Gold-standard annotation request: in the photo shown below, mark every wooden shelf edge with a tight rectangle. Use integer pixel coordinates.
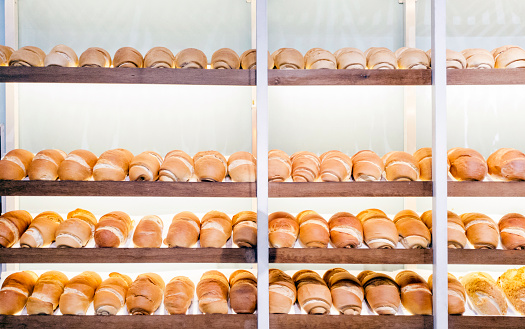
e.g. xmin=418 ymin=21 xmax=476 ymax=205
xmin=448 ymin=249 xmax=525 ymax=265
xmin=449 ymin=315 xmax=524 ymax=329
xmin=270 ymin=314 xmax=433 ymax=329
xmin=447 ymin=68 xmax=525 ymax=85
xmin=448 ymin=181 xmax=525 ymax=197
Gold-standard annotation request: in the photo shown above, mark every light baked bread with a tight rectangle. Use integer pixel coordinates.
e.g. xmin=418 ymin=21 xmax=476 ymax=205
xmin=357 ymin=209 xmax=398 ymax=249
xmin=351 ymin=150 xmax=384 ymax=181
xmin=460 ymin=272 xmax=507 ymax=315
xmin=55 ymin=208 xmax=97 ymax=248
xmin=297 ymin=210 xmax=330 ymax=248
xmin=395 ymin=270 xmax=432 ymax=315
xmin=499 ymin=213 xmax=525 ymax=250
xmin=461 ymin=212 xmax=498 ymax=249
xmin=58 ymin=149 xmax=98 ymax=181
xmin=421 ymin=210 xmax=466 ymax=249
xmin=393 ymin=210 xmax=431 ymax=249
xmin=293 ymin=270 xmax=332 ymax=314
xmin=323 ymin=268 xmax=363 ymax=315
xmin=228 ymin=151 xmax=256 ymax=182
xmin=26 ymin=271 xmax=68 ymax=315
xmin=129 ymin=151 xmax=163 ymax=181
xmin=59 ymin=271 xmax=102 ymax=315
xmin=79 ymin=47 xmax=112 ymax=67
xmin=272 ymin=48 xmax=304 ymax=69
xmin=291 ymin=151 xmax=320 ymax=182
xmin=113 ymin=47 xmax=143 ymax=68
xmin=268 ymin=149 xmax=292 ymax=182
xmin=497 ymin=267 xmax=525 ymax=315
xmin=239 ymin=49 xmax=274 ymax=69
xmin=164 ymin=276 xmax=195 ymax=314
xmin=492 ymin=45 xmax=525 ymax=68
xmin=319 ymin=150 xmax=352 ymax=182
xmin=27 ymin=149 xmax=67 ymax=180
xmin=382 ymin=151 xmax=420 ymax=181
xmin=304 ymin=48 xmax=336 ymax=69
xmin=365 ymin=47 xmax=397 ymax=69
xmin=44 ymin=45 xmax=78 ymax=67
xmin=19 ymin=211 xmax=63 ymax=248
xmin=159 ymin=150 xmax=194 ymax=182
xmin=132 ymin=215 xmax=163 ymax=248
xmin=175 ymin=48 xmax=207 ymax=69
xmin=0 ymin=210 xmax=33 ymax=248
xmin=164 ymin=211 xmax=200 ymax=248
xmin=461 ymin=48 xmax=495 ymax=69
xmin=126 ymin=273 xmax=165 ymax=315
xmin=0 ymin=149 xmax=34 ymax=180
xmin=144 ymin=47 xmax=174 ymax=68
xmin=193 ymin=151 xmax=228 ymax=182
xmin=232 ymin=211 xmax=257 ymax=248
xmin=333 ymin=47 xmax=366 ymax=69
xmin=199 ymin=211 xmax=232 ymax=248
xmin=487 ymin=148 xmax=525 ymax=181
xmin=211 ymin=48 xmax=240 ymax=69
xmin=0 ymin=45 xmax=14 ymax=66
xmin=395 ymin=47 xmax=430 ymax=69
xmin=427 ymin=49 xmax=467 ymax=69
xmin=358 ymin=271 xmax=400 ymax=315
xmin=413 ymin=148 xmax=432 ymax=181
xmin=9 ymin=46 xmax=45 ymax=66
xmin=328 ymin=212 xmax=363 ymax=248
xmin=93 ymin=148 xmax=134 ymax=181
xmin=429 ymin=273 xmax=466 ymax=314
xmin=94 ymin=211 xmax=133 ymax=248
xmin=447 ymin=147 xmax=488 ymax=181
xmin=196 ymin=271 xmax=229 ymax=314
xmin=94 ymin=272 xmax=132 ymax=315
xmin=269 ymin=269 xmax=296 ymax=314
xmin=0 ymin=271 xmax=38 ymax=315
xmin=229 ymin=270 xmax=257 ymax=314
xmin=269 ymin=211 xmax=298 ymax=248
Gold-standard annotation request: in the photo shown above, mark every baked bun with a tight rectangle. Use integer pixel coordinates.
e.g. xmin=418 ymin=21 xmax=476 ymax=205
xmin=229 ymin=270 xmax=257 ymax=314
xmin=126 ymin=273 xmax=165 ymax=315
xmin=351 ymin=150 xmax=384 ymax=181
xmin=44 ymin=45 xmax=78 ymax=67
xmin=0 ymin=271 xmax=38 ymax=315
xmin=9 ymin=46 xmax=46 ymax=67
xmin=461 ymin=212 xmax=498 ymax=249
xmin=239 ymin=49 xmax=274 ymax=69
xmin=199 ymin=211 xmax=232 ymax=248
xmin=211 ymin=48 xmax=240 ymax=69
xmin=193 ymin=151 xmax=228 ymax=182
xmin=55 ymin=208 xmax=97 ymax=248
xmin=297 ymin=210 xmax=330 ymax=248
xmin=358 ymin=270 xmax=400 ymax=315
xmin=428 ymin=49 xmax=467 ymax=69
xmin=429 ymin=273 xmax=466 ymax=314
xmin=382 ymin=151 xmax=420 ymax=181
xmin=487 ymin=148 xmax=525 ymax=181
xmin=328 ymin=212 xmax=363 ymax=248
xmin=413 ymin=148 xmax=432 ymax=181
xmin=304 ymin=48 xmax=336 ymax=69
xmin=196 ymin=271 xmax=229 ymax=314
xmin=26 ymin=271 xmax=68 ymax=315
xmin=293 ymin=270 xmax=332 ymax=314
xmin=0 ymin=149 xmax=34 ymax=180
xmin=232 ymin=211 xmax=257 ymax=248
xmin=393 ymin=210 xmax=431 ymax=249
xmin=319 ymin=150 xmax=352 ymax=182
xmin=460 ymin=272 xmax=507 ymax=315
xmin=129 ymin=151 xmax=163 ymax=181
xmin=228 ymin=151 xmax=256 ymax=182
xmin=113 ymin=47 xmax=143 ymax=68
xmin=268 ymin=211 xmax=298 ymax=248
xmin=159 ymin=150 xmax=194 ymax=182
xmin=395 ymin=270 xmax=432 ymax=315
xmin=19 ymin=211 xmax=63 ymax=248
xmin=59 ymin=271 xmax=102 ymax=315
xmin=497 ymin=267 xmax=525 ymax=315
xmin=269 ymin=269 xmax=296 ymax=314
xmin=94 ymin=272 xmax=132 ymax=315
xmin=93 ymin=148 xmax=134 ymax=181
xmin=447 ymin=147 xmax=488 ymax=181
xmin=421 ymin=210 xmax=466 ymax=249
xmin=461 ymin=48 xmax=495 ymax=69
xmin=164 ymin=276 xmax=195 ymax=314
xmin=0 ymin=210 xmax=33 ymax=248
xmin=79 ymin=47 xmax=112 ymax=67
xmin=291 ymin=151 xmax=320 ymax=182
xmin=357 ymin=209 xmax=398 ymax=249
xmin=268 ymin=149 xmax=292 ymax=182
xmin=272 ymin=48 xmax=304 ymax=69
xmin=333 ymin=47 xmax=366 ymax=69
xmin=395 ymin=47 xmax=430 ymax=69
xmin=0 ymin=45 xmax=14 ymax=65
xmin=492 ymin=45 xmax=525 ymax=68
xmin=164 ymin=211 xmax=200 ymax=248
xmin=323 ymin=268 xmax=363 ymax=315
xmin=175 ymin=48 xmax=207 ymax=69
xmin=27 ymin=149 xmax=67 ymax=180
xmin=58 ymin=149 xmax=98 ymax=181
xmin=144 ymin=47 xmax=175 ymax=68
xmin=365 ymin=47 xmax=397 ymax=69
xmin=499 ymin=213 xmax=525 ymax=250
xmin=132 ymin=215 xmax=163 ymax=248
xmin=94 ymin=211 xmax=133 ymax=248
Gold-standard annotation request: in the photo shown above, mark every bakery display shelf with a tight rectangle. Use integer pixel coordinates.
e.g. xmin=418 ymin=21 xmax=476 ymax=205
xmin=0 ymin=180 xmax=256 ymax=197
xmin=448 ymin=249 xmax=525 ymax=265
xmin=269 ymin=248 xmax=432 ymax=264
xmin=448 ymin=181 xmax=525 ymax=197
xmin=449 ymin=315 xmax=525 ymax=329
xmin=0 ymin=248 xmax=256 ymax=263
xmin=269 ymin=314 xmax=433 ymax=329
xmin=447 ymin=68 xmax=525 ymax=85
xmin=0 ymin=66 xmax=255 ymax=86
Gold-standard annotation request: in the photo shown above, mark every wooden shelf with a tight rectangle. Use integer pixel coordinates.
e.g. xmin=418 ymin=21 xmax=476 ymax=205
xmin=448 ymin=181 xmax=525 ymax=197
xmin=270 ymin=314 xmax=433 ymax=329
xmin=0 ymin=248 xmax=256 ymax=263
xmin=448 ymin=249 xmax=525 ymax=265
xmin=447 ymin=68 xmax=525 ymax=85
xmin=449 ymin=316 xmax=525 ymax=329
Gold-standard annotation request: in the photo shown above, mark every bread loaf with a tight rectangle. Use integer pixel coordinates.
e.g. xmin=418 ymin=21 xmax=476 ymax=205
xmin=9 ymin=46 xmax=46 ymax=66
xmin=164 ymin=211 xmax=200 ymax=248
xmin=333 ymin=47 xmax=366 ymax=69
xmin=393 ymin=210 xmax=431 ymax=249
xmin=228 ymin=151 xmax=256 ymax=182
xmin=44 ymin=45 xmax=78 ymax=67
xmin=358 ymin=270 xmax=400 ymax=315
xmin=229 ymin=270 xmax=257 ymax=314
xmin=26 ymin=271 xmax=68 ymax=315
xmin=144 ymin=47 xmax=175 ymax=68
xmin=79 ymin=47 xmax=112 ymax=67
xmin=268 ymin=211 xmax=298 ymax=248
xmin=293 ymin=270 xmax=332 ymax=314
xmin=196 ymin=270 xmax=229 ymax=314
xmin=159 ymin=150 xmax=194 ymax=182
xmin=239 ymin=49 xmax=274 ymax=69
xmin=499 ymin=213 xmax=525 ymax=250
xmin=291 ymin=151 xmax=320 ymax=182
xmin=58 ymin=149 xmax=98 ymax=181
xmin=351 ymin=150 xmax=384 ymax=181
xmin=133 ymin=215 xmax=163 ymax=248
xmin=497 ymin=267 xmax=525 ymax=315
xmin=461 ymin=48 xmax=495 ymax=69
xmin=365 ymin=47 xmax=397 ymax=69
xmin=395 ymin=270 xmax=432 ymax=315
xmin=199 ymin=211 xmax=232 ymax=248
xmin=461 ymin=212 xmax=498 ymax=249
xmin=0 ymin=149 xmax=34 ymax=180
xmin=269 ymin=269 xmax=296 ymax=314
xmin=431 ymin=49 xmax=467 ymax=69
xmin=175 ymin=48 xmax=207 ymax=69
xmin=421 ymin=210 xmax=466 ymax=249
xmin=272 ymin=48 xmax=304 ymax=69
xmin=193 ymin=151 xmax=228 ymax=182
xmin=0 ymin=271 xmax=38 ymax=315
xmin=232 ymin=211 xmax=257 ymax=248
xmin=304 ymin=48 xmax=336 ymax=69
xmin=55 ymin=208 xmax=97 ymax=248
xmin=382 ymin=151 xmax=420 ymax=181
xmin=59 ymin=271 xmax=102 ymax=315
xmin=319 ymin=150 xmax=352 ymax=182
xmin=460 ymin=272 xmax=507 ymax=315
xmin=429 ymin=273 xmax=466 ymax=314
xmin=447 ymin=147 xmax=488 ymax=181
xmin=328 ymin=212 xmax=363 ymax=248
xmin=0 ymin=45 xmax=14 ymax=66
xmin=297 ymin=210 xmax=330 ymax=248
xmin=395 ymin=47 xmax=430 ymax=69
xmin=94 ymin=211 xmax=133 ymax=248
xmin=357 ymin=209 xmax=398 ymax=249
xmin=268 ymin=149 xmax=292 ymax=182
xmin=0 ymin=210 xmax=33 ymax=248
xmin=487 ymin=148 xmax=525 ymax=181
xmin=492 ymin=45 xmax=525 ymax=68
xmin=126 ymin=273 xmax=165 ymax=315
xmin=94 ymin=272 xmax=132 ymax=315
xmin=211 ymin=48 xmax=240 ymax=69
xmin=93 ymin=148 xmax=134 ymax=181
xmin=27 ymin=149 xmax=67 ymax=180
xmin=323 ymin=268 xmax=363 ymax=315
xmin=19 ymin=211 xmax=63 ymax=248
xmin=413 ymin=148 xmax=432 ymax=181
xmin=113 ymin=47 xmax=143 ymax=68
xmin=164 ymin=276 xmax=194 ymax=314
xmin=129 ymin=151 xmax=163 ymax=181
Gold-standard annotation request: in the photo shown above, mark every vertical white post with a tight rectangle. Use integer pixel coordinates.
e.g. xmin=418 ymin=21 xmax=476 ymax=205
xmin=432 ymin=0 xmax=448 ymax=328
xmin=249 ymin=0 xmax=257 ymax=213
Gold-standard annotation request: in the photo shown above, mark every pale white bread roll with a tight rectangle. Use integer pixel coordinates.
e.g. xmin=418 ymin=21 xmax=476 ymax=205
xmin=460 ymin=272 xmax=508 ymax=315
xmin=93 ymin=148 xmax=133 ymax=181
xmin=272 ymin=48 xmax=304 ymax=69
xmin=461 ymin=212 xmax=499 ymax=249
xmin=159 ymin=150 xmax=194 ymax=182
xmin=164 ymin=276 xmax=195 ymax=314
xmin=393 ymin=210 xmax=431 ymax=249
xmin=351 ymin=150 xmax=384 ymax=181
xmin=395 ymin=47 xmax=430 ymax=69
xmin=58 ymin=149 xmax=98 ymax=181
xmin=196 ymin=270 xmax=229 ymax=314
xmin=55 ymin=208 xmax=97 ymax=248
xmin=229 ymin=270 xmax=257 ymax=314
xmin=323 ymin=268 xmax=363 ymax=315
xmin=293 ymin=270 xmax=332 ymax=314
xmin=382 ymin=151 xmax=420 ymax=181
xmin=133 ymin=215 xmax=163 ymax=248
xmin=9 ymin=46 xmax=46 ymax=67
xmin=199 ymin=211 xmax=232 ymax=248
xmin=291 ymin=151 xmax=320 ymax=182
xmin=126 ymin=273 xmax=165 ymax=315
xmin=427 ymin=49 xmax=466 ymax=69
xmin=0 ymin=210 xmax=33 ymax=248
xmin=268 ymin=211 xmax=299 ymax=248
xmin=269 ymin=269 xmax=296 ymax=314
xmin=28 ymin=149 xmax=67 ymax=180
xmin=461 ymin=48 xmax=495 ymax=69
xmin=211 ymin=48 xmax=240 ymax=69
xmin=358 ymin=271 xmax=400 ymax=315
xmin=59 ymin=271 xmax=102 ymax=315
xmin=239 ymin=49 xmax=274 ymax=69
xmin=365 ymin=47 xmax=397 ymax=69
xmin=19 ymin=211 xmax=63 ymax=248
xmin=79 ymin=47 xmax=112 ymax=67
xmin=26 ymin=271 xmax=69 ymax=315
xmin=497 ymin=267 xmax=525 ymax=315
xmin=0 ymin=271 xmax=38 ymax=315
xmin=164 ymin=211 xmax=200 ymax=248
xmin=94 ymin=211 xmax=133 ymax=248
xmin=175 ymin=48 xmax=207 ymax=69
xmin=328 ymin=212 xmax=363 ymax=248
xmin=0 ymin=45 xmax=14 ymax=66
xmin=129 ymin=151 xmax=163 ymax=181
xmin=94 ymin=272 xmax=132 ymax=315
xmin=144 ymin=47 xmax=175 ymax=68
xmin=44 ymin=45 xmax=78 ymax=67
xmin=297 ymin=210 xmax=330 ymax=248
xmin=193 ymin=151 xmax=228 ymax=182
xmin=268 ymin=149 xmax=292 ymax=182
xmin=232 ymin=211 xmax=257 ymax=248
xmin=357 ymin=209 xmax=398 ymax=249
xmin=0 ymin=148 xmax=34 ymax=180
xmin=487 ymin=148 xmax=525 ymax=181
xmin=319 ymin=150 xmax=352 ymax=182
xmin=421 ymin=210 xmax=466 ymax=249
xmin=333 ymin=47 xmax=366 ymax=69
xmin=304 ymin=48 xmax=336 ymax=69
xmin=492 ymin=45 xmax=525 ymax=68
xmin=499 ymin=213 xmax=525 ymax=250
xmin=395 ymin=271 xmax=432 ymax=315
xmin=228 ymin=151 xmax=256 ymax=182
xmin=447 ymin=147 xmax=488 ymax=181
xmin=429 ymin=273 xmax=466 ymax=314
xmin=413 ymin=147 xmax=432 ymax=181
xmin=113 ymin=47 xmax=144 ymax=68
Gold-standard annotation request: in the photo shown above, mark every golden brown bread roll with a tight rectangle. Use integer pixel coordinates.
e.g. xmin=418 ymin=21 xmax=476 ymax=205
xmin=323 ymin=268 xmax=364 ymax=315
xmin=26 ymin=271 xmax=68 ymax=315
xmin=0 ymin=210 xmax=33 ymax=248
xmin=129 ymin=151 xmax=163 ymax=181
xmin=27 ymin=149 xmax=67 ymax=180
xmin=228 ymin=151 xmax=256 ymax=182
xmin=461 ymin=212 xmax=499 ymax=249
xmin=357 ymin=209 xmax=398 ymax=249
xmin=93 ymin=148 xmax=134 ymax=181
xmin=421 ymin=210 xmax=466 ymax=249
xmin=358 ymin=270 xmax=400 ymax=315
xmin=159 ymin=150 xmax=194 ymax=182
xmin=232 ymin=211 xmax=257 ymax=248
xmin=0 ymin=45 xmax=14 ymax=65
xmin=9 ymin=46 xmax=46 ymax=66
xmin=293 ymin=270 xmax=332 ymax=314
xmin=365 ymin=47 xmax=397 ymax=69
xmin=132 ymin=215 xmax=163 ymax=248
xmin=413 ymin=147 xmax=432 ymax=181
xmin=113 ymin=47 xmax=143 ymax=68
xmin=0 ymin=271 xmax=38 ymax=315
xmin=79 ymin=47 xmax=112 ymax=67
xmin=291 ymin=151 xmax=320 ymax=182
xmin=200 ymin=211 xmax=232 ymax=248
xmin=19 ymin=211 xmax=63 ymax=248
xmin=393 ymin=210 xmax=431 ymax=249
xmin=164 ymin=276 xmax=195 ymax=314
xmin=304 ymin=48 xmax=336 ymax=69
xmin=497 ymin=267 xmax=525 ymax=315
xmin=144 ymin=47 xmax=175 ymax=68
xmin=196 ymin=270 xmax=229 ymax=314
xmin=268 ymin=149 xmax=292 ymax=182
xmin=94 ymin=211 xmax=133 ymax=248
xmin=460 ymin=272 xmax=507 ymax=315
xmin=487 ymin=148 xmax=525 ymax=181
xmin=126 ymin=273 xmax=165 ymax=315
xmin=492 ymin=45 xmax=525 ymax=68
xmin=44 ymin=45 xmax=78 ymax=67
xmin=269 ymin=211 xmax=299 ymax=248
xmin=382 ymin=151 xmax=420 ymax=181
xmin=429 ymin=273 xmax=466 ymax=314
xmin=333 ymin=47 xmax=366 ymax=69
xmin=395 ymin=270 xmax=432 ymax=315
xmin=193 ymin=151 xmax=228 ymax=182
xmin=239 ymin=49 xmax=274 ymax=69
xmin=269 ymin=269 xmax=296 ymax=314
xmin=272 ymin=48 xmax=304 ymax=69
xmin=499 ymin=213 xmax=525 ymax=250
xmin=351 ymin=150 xmax=384 ymax=181
xmin=447 ymin=147 xmax=488 ymax=181
xmin=229 ymin=270 xmax=257 ymax=314
xmin=461 ymin=48 xmax=495 ymax=69
xmin=59 ymin=271 xmax=102 ymax=315
xmin=94 ymin=272 xmax=132 ymax=315
xmin=164 ymin=211 xmax=200 ymax=248
xmin=395 ymin=47 xmax=430 ymax=69
xmin=297 ymin=210 xmax=330 ymax=248
xmin=58 ymin=149 xmax=98 ymax=181
xmin=319 ymin=150 xmax=352 ymax=182
xmin=55 ymin=208 xmax=97 ymax=248
xmin=175 ymin=48 xmax=207 ymax=69
xmin=211 ymin=48 xmax=240 ymax=69
xmin=0 ymin=149 xmax=34 ymax=180
xmin=328 ymin=212 xmax=363 ymax=248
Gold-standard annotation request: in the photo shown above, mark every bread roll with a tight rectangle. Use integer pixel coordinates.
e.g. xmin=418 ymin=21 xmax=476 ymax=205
xmin=492 ymin=45 xmax=525 ymax=68
xmin=487 ymin=148 xmax=525 ymax=181
xmin=393 ymin=210 xmax=431 ymax=249
xmin=0 ymin=149 xmax=34 ymax=180
xmin=164 ymin=276 xmax=195 ymax=314
xmin=395 ymin=47 xmax=430 ymax=69
xmin=44 ymin=45 xmax=78 ymax=67
xmin=232 ymin=211 xmax=257 ymax=248
xmin=323 ymin=268 xmax=364 ymax=315
xmin=365 ymin=47 xmax=397 ymax=69
xmin=26 ymin=271 xmax=68 ymax=315
xmin=269 ymin=211 xmax=298 ymax=248
xmin=382 ymin=151 xmax=420 ymax=181
xmin=497 ymin=267 xmax=525 ymax=315
xmin=239 ymin=49 xmax=274 ymax=69
xmin=129 ymin=151 xmax=163 ymax=181
xmin=414 ymin=148 xmax=432 ymax=181
xmin=94 ymin=211 xmax=133 ymax=248
xmin=304 ymin=48 xmax=336 ymax=69
xmin=421 ymin=210 xmax=466 ymax=249
xmin=395 ymin=270 xmax=432 ymax=315
xmin=297 ymin=210 xmax=330 ymax=248
xmin=200 ymin=211 xmax=232 ymax=248
xmin=19 ymin=211 xmax=63 ymax=248
xmin=93 ymin=148 xmax=134 ymax=181
xmin=328 ymin=212 xmax=363 ymax=248
xmin=193 ymin=151 xmax=228 ymax=182
xmin=447 ymin=147 xmax=488 ymax=181
xmin=144 ymin=47 xmax=175 ymax=68
xmin=358 ymin=270 xmax=400 ymax=315
xmin=159 ymin=150 xmax=194 ymax=182
xmin=293 ymin=270 xmax=332 ymax=314
xmin=229 ymin=270 xmax=257 ymax=314
xmin=58 ymin=149 xmax=98 ymax=181
xmin=27 ymin=149 xmax=67 ymax=180
xmin=175 ymin=48 xmax=207 ymax=69
xmin=272 ymin=48 xmax=304 ymax=69
xmin=164 ymin=211 xmax=200 ymax=248
xmin=228 ymin=151 xmax=256 ymax=182
xmin=268 ymin=149 xmax=292 ymax=182
xmin=132 ymin=215 xmax=163 ymax=248
xmin=269 ymin=269 xmax=296 ymax=314
xmin=319 ymin=150 xmax=352 ymax=182
xmin=211 ymin=48 xmax=240 ymax=69
xmin=291 ymin=151 xmax=320 ymax=182
xmin=196 ymin=270 xmax=229 ymax=314
xmin=9 ymin=46 xmax=46 ymax=67
xmin=113 ymin=47 xmax=143 ymax=68
xmin=0 ymin=210 xmax=32 ymax=248
xmin=357 ymin=209 xmax=398 ymax=249
xmin=126 ymin=273 xmax=165 ymax=315
xmin=79 ymin=47 xmax=112 ymax=67
xmin=0 ymin=45 xmax=14 ymax=66
xmin=499 ymin=213 xmax=525 ymax=250
xmin=55 ymin=208 xmax=97 ymax=248
xmin=0 ymin=271 xmax=38 ymax=315
xmin=429 ymin=273 xmax=466 ymax=314
xmin=460 ymin=272 xmax=507 ymax=315
xmin=461 ymin=212 xmax=498 ymax=249
xmin=334 ymin=47 xmax=366 ymax=69
xmin=59 ymin=271 xmax=102 ymax=315
xmin=94 ymin=272 xmax=132 ymax=315
xmin=428 ymin=49 xmax=466 ymax=69
xmin=351 ymin=150 xmax=384 ymax=181
xmin=461 ymin=48 xmax=495 ymax=69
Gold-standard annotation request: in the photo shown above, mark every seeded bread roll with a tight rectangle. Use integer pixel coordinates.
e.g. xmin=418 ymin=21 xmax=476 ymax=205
xmin=382 ymin=151 xmax=420 ymax=181
xmin=268 ymin=211 xmax=299 ymax=248
xmin=395 ymin=270 xmax=432 ymax=315
xmin=133 ymin=215 xmax=163 ymax=248
xmin=487 ymin=148 xmax=525 ymax=181
xmin=229 ymin=270 xmax=257 ymax=314
xmin=395 ymin=47 xmax=430 ymax=69
xmin=497 ymin=267 xmax=525 ymax=315
xmin=19 ymin=211 xmax=63 ymax=248
xmin=269 ymin=269 xmax=296 ymax=314
xmin=447 ymin=147 xmax=488 ymax=181
xmin=228 ymin=151 xmax=256 ymax=182
xmin=113 ymin=47 xmax=143 ymax=68
xmin=291 ymin=151 xmax=320 ymax=182
xmin=0 ymin=149 xmax=34 ymax=180
xmin=26 ymin=271 xmax=69 ymax=315
xmin=93 ymin=148 xmax=134 ymax=181
xmin=159 ymin=150 xmax=194 ymax=182
xmin=79 ymin=47 xmax=112 ymax=67
xmin=0 ymin=271 xmax=38 ymax=315
xmin=421 ymin=210 xmax=466 ymax=249
xmin=55 ymin=208 xmax=97 ymax=248
xmin=126 ymin=273 xmax=165 ymax=315
xmin=492 ymin=45 xmax=525 ymax=68
xmin=461 ymin=48 xmax=495 ymax=69
xmin=429 ymin=273 xmax=466 ymax=314
xmin=44 ymin=45 xmax=78 ymax=67
xmin=334 ymin=47 xmax=366 ymax=69
xmin=365 ymin=47 xmax=397 ymax=69
xmin=413 ymin=148 xmax=432 ymax=181
xmin=196 ymin=271 xmax=229 ymax=314
xmin=358 ymin=270 xmax=400 ymax=315
xmin=461 ymin=212 xmax=499 ymax=249
xmin=58 ymin=149 xmax=98 ymax=181
xmin=200 ymin=211 xmax=232 ymax=248
xmin=272 ymin=48 xmax=304 ymax=69
xmin=351 ymin=150 xmax=384 ymax=181
xmin=27 ymin=149 xmax=67 ymax=180
xmin=144 ymin=47 xmax=175 ymax=68
xmin=164 ymin=211 xmax=200 ymax=248
xmin=129 ymin=151 xmax=163 ymax=181
xmin=328 ymin=212 xmax=363 ymax=248
xmin=393 ymin=210 xmax=431 ymax=249
xmin=175 ymin=48 xmax=207 ymax=69
xmin=460 ymin=272 xmax=507 ymax=315
xmin=499 ymin=213 xmax=525 ymax=250
xmin=94 ymin=211 xmax=133 ymax=248
xmin=59 ymin=271 xmax=102 ymax=315
xmin=239 ymin=49 xmax=274 ymax=69
xmin=211 ymin=48 xmax=240 ymax=69
xmin=304 ymin=48 xmax=336 ymax=69
xmin=94 ymin=272 xmax=132 ymax=315
xmin=293 ymin=270 xmax=332 ymax=314
xmin=323 ymin=268 xmax=364 ymax=315
xmin=297 ymin=210 xmax=330 ymax=248
xmin=9 ymin=46 xmax=46 ymax=67
xmin=193 ymin=151 xmax=228 ymax=182
xmin=164 ymin=276 xmax=195 ymax=314
xmin=0 ymin=210 xmax=33 ymax=248
xmin=319 ymin=150 xmax=352 ymax=182
xmin=0 ymin=45 xmax=14 ymax=65
xmin=268 ymin=149 xmax=292 ymax=182
xmin=232 ymin=211 xmax=257 ymax=248
xmin=357 ymin=209 xmax=398 ymax=249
